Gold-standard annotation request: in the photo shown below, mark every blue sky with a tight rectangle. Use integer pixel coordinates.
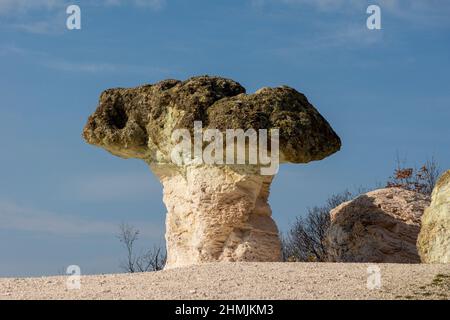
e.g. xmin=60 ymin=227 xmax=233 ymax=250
xmin=0 ymin=0 xmax=449 ymax=276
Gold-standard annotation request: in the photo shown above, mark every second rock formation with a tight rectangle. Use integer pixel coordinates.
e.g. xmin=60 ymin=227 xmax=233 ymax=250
xmin=325 ymin=188 xmax=430 ymax=263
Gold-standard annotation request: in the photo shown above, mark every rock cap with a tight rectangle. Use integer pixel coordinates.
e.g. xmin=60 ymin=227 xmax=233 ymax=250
xmin=83 ymin=75 xmax=341 ymax=166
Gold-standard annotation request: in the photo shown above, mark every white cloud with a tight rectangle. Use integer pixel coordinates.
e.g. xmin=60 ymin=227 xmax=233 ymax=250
xmin=43 ymin=59 xmax=170 ymax=75
xmin=0 ymin=44 xmax=170 ymax=75
xmin=12 ymin=21 xmax=54 ymax=34
xmin=250 ymin=0 xmax=450 ymax=52
xmin=0 ymin=0 xmax=65 ymax=35
xmin=250 ymin=0 xmax=450 ymax=23
xmin=65 ymin=172 xmax=162 ymax=202
xmin=270 ymin=22 xmax=383 ymax=59
xmin=44 ymin=60 xmax=124 ymax=73
xmin=0 ymin=200 xmax=163 ymax=238
xmin=321 ymin=24 xmax=383 ymax=47
xmin=0 ymin=201 xmax=114 ymax=235
xmin=250 ymin=0 xmax=362 ymax=11
xmin=0 ymin=43 xmax=27 ymax=56
xmin=0 ymin=0 xmax=61 ymax=15
xmin=0 ymin=0 xmax=166 ymax=34
xmin=11 ymin=14 xmax=65 ymax=35
xmin=280 ymin=0 xmax=362 ymax=11
xmin=377 ymin=0 xmax=450 ymax=26
xmin=103 ymin=0 xmax=166 ymax=10
xmin=0 ymin=0 xmax=165 ymax=15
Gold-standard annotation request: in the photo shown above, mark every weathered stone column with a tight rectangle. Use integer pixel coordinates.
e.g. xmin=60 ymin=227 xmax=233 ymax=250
xmin=151 ymin=164 xmax=280 ymax=268
xmin=83 ymin=76 xmax=341 ymax=268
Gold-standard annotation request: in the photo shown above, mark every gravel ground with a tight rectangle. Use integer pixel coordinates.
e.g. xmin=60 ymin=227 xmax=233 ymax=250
xmin=0 ymin=262 xmax=449 ymax=300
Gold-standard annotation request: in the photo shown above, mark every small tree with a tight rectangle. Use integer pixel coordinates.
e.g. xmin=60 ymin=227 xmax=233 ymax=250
xmin=282 ymin=190 xmax=354 ymax=262
xmin=386 ymin=156 xmax=440 ymax=196
xmin=134 ymin=245 xmax=166 ymax=272
xmin=117 ymin=223 xmax=166 ymax=272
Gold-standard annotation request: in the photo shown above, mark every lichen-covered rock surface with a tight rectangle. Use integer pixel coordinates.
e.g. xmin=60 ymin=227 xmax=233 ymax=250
xmin=83 ymin=75 xmax=341 ymax=164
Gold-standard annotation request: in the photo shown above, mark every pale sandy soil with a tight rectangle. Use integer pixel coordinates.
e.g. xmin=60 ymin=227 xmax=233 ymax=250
xmin=0 ymin=263 xmax=449 ymax=300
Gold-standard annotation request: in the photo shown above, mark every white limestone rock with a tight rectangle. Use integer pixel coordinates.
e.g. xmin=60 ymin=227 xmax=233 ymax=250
xmin=417 ymin=170 xmax=450 ymax=263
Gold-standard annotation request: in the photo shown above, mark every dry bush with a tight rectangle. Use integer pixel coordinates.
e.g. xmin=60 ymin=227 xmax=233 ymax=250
xmin=117 ymin=223 xmax=166 ymax=272
xmin=282 ymin=190 xmax=354 ymax=262
xmin=386 ymin=156 xmax=440 ymax=196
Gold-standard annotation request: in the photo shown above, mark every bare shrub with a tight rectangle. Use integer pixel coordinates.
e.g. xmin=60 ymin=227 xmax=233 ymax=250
xmin=386 ymin=156 xmax=440 ymax=196
xmin=117 ymin=223 xmax=166 ymax=272
xmin=282 ymin=190 xmax=354 ymax=262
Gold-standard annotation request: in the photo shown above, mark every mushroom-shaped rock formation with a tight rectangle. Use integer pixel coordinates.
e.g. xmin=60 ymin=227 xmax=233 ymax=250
xmin=417 ymin=170 xmax=450 ymax=263
xmin=83 ymin=76 xmax=341 ymax=268
xmin=325 ymin=188 xmax=430 ymax=263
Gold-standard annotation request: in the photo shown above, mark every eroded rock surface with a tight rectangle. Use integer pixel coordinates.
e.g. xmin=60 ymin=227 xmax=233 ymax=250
xmin=417 ymin=170 xmax=450 ymax=263
xmin=152 ymin=164 xmax=281 ymax=267
xmin=83 ymin=75 xmax=341 ymax=268
xmin=325 ymin=188 xmax=430 ymax=263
